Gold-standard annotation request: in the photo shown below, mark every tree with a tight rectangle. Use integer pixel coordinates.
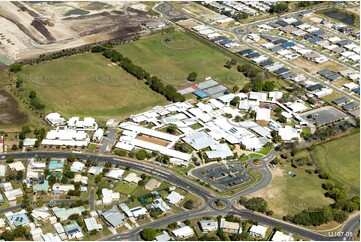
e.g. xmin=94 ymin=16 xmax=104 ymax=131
xmin=183 ymin=200 xmax=195 ymax=209
xmin=279 ymin=115 xmax=287 ymax=123
xmin=138 ymin=180 xmax=145 ymax=186
xmin=11 ymin=144 xmax=18 ymax=151
xmin=166 ymin=124 xmax=177 ymax=134
xmin=263 ymin=81 xmax=275 ymax=91
xmin=67 ymin=154 xmax=76 ymax=162
xmin=332 ymin=210 xmax=348 ymax=223
xmin=9 ymin=63 xmax=22 ymax=73
xmin=269 ymin=2 xmax=289 ymax=14
xmin=29 ymin=90 xmax=37 ymax=99
xmin=6 ymin=156 xmax=14 ymax=163
xmin=48 ymin=175 xmax=56 ymax=186
xmin=187 ymin=72 xmax=198 ymax=82
xmin=274 ymin=107 xmax=282 ymax=114
xmin=232 ymin=85 xmax=239 ymax=93
xmin=17 ymin=170 xmax=24 ymax=181
xmin=244 ymin=197 xmax=268 ymax=213
xmin=141 ymin=228 xmax=157 ymax=241
xmin=168 ymin=222 xmax=178 ymax=229
xmin=230 ymin=96 xmax=240 ymax=106
xmin=16 ymin=78 xmax=23 ymax=88
xmin=1 ymin=230 xmax=15 ymax=241
xmin=136 ymin=149 xmax=148 ymax=160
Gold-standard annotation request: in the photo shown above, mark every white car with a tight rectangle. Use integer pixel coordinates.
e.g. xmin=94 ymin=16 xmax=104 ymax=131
xmin=0 ymin=156 xmax=5 ymax=159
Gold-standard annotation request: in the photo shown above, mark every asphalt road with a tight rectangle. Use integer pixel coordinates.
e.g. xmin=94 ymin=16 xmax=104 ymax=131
xmin=0 ymin=199 xmax=77 ymax=215
xmin=2 ymin=150 xmax=358 ymax=241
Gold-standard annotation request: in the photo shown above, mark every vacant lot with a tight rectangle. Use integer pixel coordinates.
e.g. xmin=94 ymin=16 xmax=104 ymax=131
xmin=17 ymin=53 xmax=168 ymax=119
xmin=311 ymin=132 xmax=360 ymax=194
xmin=116 ymin=30 xmax=248 ymax=88
xmin=0 ymin=89 xmax=28 ymax=128
xmin=249 ymin=164 xmax=333 ymax=219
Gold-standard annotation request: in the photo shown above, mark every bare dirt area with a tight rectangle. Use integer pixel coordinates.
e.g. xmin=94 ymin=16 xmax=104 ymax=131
xmin=291 ymin=58 xmax=345 ymax=74
xmin=0 ymin=89 xmax=28 ymax=127
xmin=137 ymin=135 xmax=169 ymax=147
xmin=0 ymin=1 xmax=162 ymax=63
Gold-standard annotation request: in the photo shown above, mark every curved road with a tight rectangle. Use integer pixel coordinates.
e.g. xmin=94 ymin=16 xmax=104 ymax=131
xmin=1 ymin=150 xmax=358 ymax=241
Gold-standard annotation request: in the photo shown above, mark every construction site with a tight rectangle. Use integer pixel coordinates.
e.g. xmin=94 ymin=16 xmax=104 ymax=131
xmin=0 ymin=1 xmax=162 ymax=64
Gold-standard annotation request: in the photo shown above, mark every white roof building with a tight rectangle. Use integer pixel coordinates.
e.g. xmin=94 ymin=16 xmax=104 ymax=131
xmin=42 ymin=128 xmax=90 ymax=147
xmin=102 ymin=188 xmax=120 ymax=204
xmin=52 ymin=184 xmax=75 ymax=193
xmin=220 ymin=218 xmax=240 ymax=233
xmin=129 ymin=206 xmax=148 ymax=217
xmin=288 ymin=102 xmax=308 ymax=113
xmin=45 ymin=113 xmax=66 ymax=127
xmin=74 ymin=174 xmax=88 ymax=184
xmin=153 ymin=198 xmax=171 ymax=212
xmin=166 ymin=191 xmax=184 ymax=205
xmin=68 ymin=117 xmax=98 ymax=131
xmin=88 ymin=166 xmax=104 ymax=175
xmin=8 ymin=161 xmax=25 ymax=171
xmin=172 ymin=226 xmax=194 ymax=238
xmin=31 ymin=208 xmax=52 ymax=221
xmin=23 ymin=138 xmax=37 ymax=146
xmin=84 ymin=217 xmax=102 ymax=231
xmin=4 ymin=188 xmax=23 ymax=201
xmin=269 ymin=91 xmax=283 ymax=101
xmin=206 ymin=143 xmax=234 ymax=159
xmin=92 ymin=128 xmax=104 ymax=142
xmin=70 ymin=161 xmax=85 ymax=173
xmin=42 ymin=233 xmax=62 ymax=242
xmin=272 ymin=231 xmax=294 ymax=241
xmin=256 ymin=108 xmax=271 ymax=121
xmin=0 ymin=164 xmax=6 ymax=177
xmin=182 ymin=131 xmax=218 ymax=150
xmin=124 ymin=173 xmax=142 ymax=184
xmin=278 ymin=126 xmax=301 ymax=141
xmin=249 ymin=92 xmax=267 ymax=101
xmin=199 ymin=220 xmax=218 ymax=232
xmin=105 ymin=168 xmax=125 ymax=180
xmin=249 ymin=224 xmax=268 ymax=238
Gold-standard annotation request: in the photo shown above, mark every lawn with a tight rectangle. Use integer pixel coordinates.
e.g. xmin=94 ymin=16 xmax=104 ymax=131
xmin=115 ymin=30 xmax=249 ymax=88
xmin=249 ymin=162 xmax=334 ymax=219
xmin=16 ymin=53 xmax=168 ymax=119
xmin=311 ymin=132 xmax=360 ymax=194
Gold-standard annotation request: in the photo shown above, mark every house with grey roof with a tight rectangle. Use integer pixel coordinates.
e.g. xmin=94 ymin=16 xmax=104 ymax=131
xmin=101 ymin=207 xmax=125 ymax=228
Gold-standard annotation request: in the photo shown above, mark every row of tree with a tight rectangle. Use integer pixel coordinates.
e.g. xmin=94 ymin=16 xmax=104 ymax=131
xmin=101 ymin=48 xmax=185 ymax=103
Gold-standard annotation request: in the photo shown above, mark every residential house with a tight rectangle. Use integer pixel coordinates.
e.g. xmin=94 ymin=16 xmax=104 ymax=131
xmin=220 ymin=218 xmax=240 ymax=233
xmin=166 ymin=191 xmax=184 ymax=205
xmin=84 ymin=217 xmax=102 ymax=231
xmin=101 ymin=207 xmax=126 ymax=228
xmin=199 ymin=219 xmax=218 ymax=232
xmin=63 ymin=222 xmax=84 ymax=240
xmin=172 ymin=226 xmax=194 ymax=239
xmin=249 ymin=225 xmax=268 ymax=238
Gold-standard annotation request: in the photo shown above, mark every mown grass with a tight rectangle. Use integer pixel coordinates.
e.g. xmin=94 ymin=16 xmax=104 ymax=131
xmin=16 ymin=53 xmax=168 ymax=119
xmin=116 ymin=30 xmax=249 ymax=88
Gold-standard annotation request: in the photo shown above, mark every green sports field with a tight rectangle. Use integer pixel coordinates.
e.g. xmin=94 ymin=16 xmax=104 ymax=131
xmin=17 ymin=53 xmax=168 ymax=119
xmin=311 ymin=132 xmax=360 ymax=194
xmin=116 ymin=30 xmax=248 ymax=88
